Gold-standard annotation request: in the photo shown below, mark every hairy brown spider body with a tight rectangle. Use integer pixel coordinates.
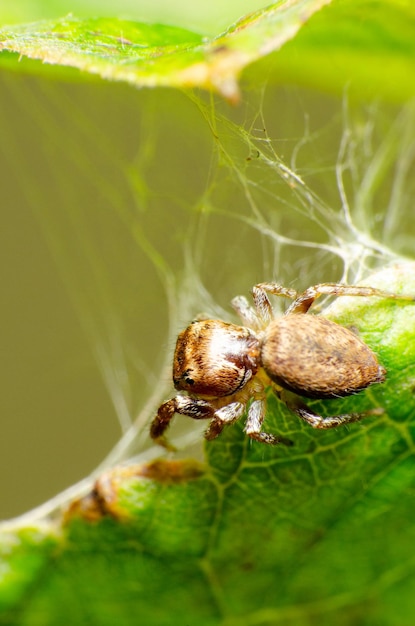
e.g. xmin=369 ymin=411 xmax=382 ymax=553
xmin=261 ymin=315 xmax=385 ymax=400
xmin=150 ymin=282 xmax=414 ymax=449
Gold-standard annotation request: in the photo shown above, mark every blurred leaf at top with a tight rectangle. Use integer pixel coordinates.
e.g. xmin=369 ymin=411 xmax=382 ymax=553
xmin=1 ymin=0 xmax=415 ymax=102
xmin=0 ymin=1 xmax=331 ymax=102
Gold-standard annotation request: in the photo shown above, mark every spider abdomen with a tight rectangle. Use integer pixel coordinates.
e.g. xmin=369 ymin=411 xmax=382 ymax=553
xmin=260 ymin=315 xmax=385 ymax=399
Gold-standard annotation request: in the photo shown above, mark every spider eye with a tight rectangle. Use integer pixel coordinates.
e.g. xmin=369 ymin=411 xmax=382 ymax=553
xmin=174 ymin=369 xmax=195 ymax=388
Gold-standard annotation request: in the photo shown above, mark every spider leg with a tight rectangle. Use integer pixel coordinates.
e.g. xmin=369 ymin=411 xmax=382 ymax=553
xmin=150 ymin=395 xmax=216 ymax=450
xmin=204 ymin=402 xmax=245 ymax=440
xmin=244 ymin=399 xmax=293 ymax=445
xmin=251 ymin=283 xmax=298 ymax=325
xmin=286 ymin=283 xmax=415 ymax=315
xmin=281 ymin=392 xmax=384 ymax=429
xmin=231 ymin=295 xmax=261 ymax=330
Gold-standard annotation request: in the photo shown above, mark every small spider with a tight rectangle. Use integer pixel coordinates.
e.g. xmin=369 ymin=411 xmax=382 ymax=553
xmin=150 ymin=282 xmax=414 ymax=449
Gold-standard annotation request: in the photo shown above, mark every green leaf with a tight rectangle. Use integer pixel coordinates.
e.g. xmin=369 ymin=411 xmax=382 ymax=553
xmin=1 ymin=1 xmax=415 ymax=101
xmin=2 ymin=265 xmax=415 ymax=626
xmin=0 ymin=2 xmax=331 ymax=102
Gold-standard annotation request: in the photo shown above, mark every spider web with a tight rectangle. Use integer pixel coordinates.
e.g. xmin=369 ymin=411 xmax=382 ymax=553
xmin=1 ymin=74 xmax=415 ymax=519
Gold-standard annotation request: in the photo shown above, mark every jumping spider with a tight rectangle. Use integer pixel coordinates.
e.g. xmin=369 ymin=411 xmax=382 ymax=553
xmin=151 ymin=282 xmax=414 ymax=449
